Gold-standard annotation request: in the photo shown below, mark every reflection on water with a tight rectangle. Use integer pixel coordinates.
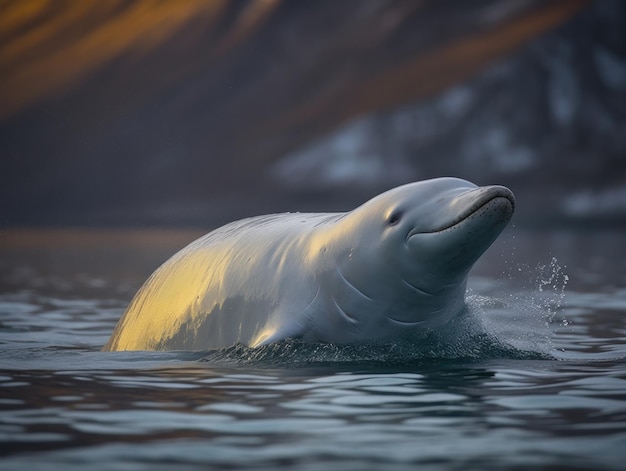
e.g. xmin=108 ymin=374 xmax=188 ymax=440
xmin=0 ymin=229 xmax=625 ymax=470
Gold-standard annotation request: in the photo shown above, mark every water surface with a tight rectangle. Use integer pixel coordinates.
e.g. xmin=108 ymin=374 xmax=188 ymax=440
xmin=0 ymin=228 xmax=624 ymax=470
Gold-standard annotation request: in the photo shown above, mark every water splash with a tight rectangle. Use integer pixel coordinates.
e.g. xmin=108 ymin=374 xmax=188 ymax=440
xmin=469 ymin=253 xmax=571 ymax=357
xmin=534 ymin=256 xmax=570 ymax=324
xmin=200 ymin=308 xmax=547 ymax=368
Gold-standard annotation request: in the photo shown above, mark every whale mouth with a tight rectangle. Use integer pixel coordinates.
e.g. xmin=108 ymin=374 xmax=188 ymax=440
xmin=406 ymin=186 xmax=515 ymax=241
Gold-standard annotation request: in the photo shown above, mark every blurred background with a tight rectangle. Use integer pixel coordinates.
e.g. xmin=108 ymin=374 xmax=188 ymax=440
xmin=1 ymin=0 xmax=624 ymax=229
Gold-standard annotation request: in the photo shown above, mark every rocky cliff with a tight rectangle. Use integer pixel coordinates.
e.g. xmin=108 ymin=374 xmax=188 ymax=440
xmin=3 ymin=0 xmax=617 ymax=227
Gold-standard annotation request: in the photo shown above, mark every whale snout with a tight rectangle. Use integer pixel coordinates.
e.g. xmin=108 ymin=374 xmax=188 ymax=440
xmin=406 ymin=184 xmax=515 ymax=240
xmin=465 ymin=185 xmax=515 ymax=227
xmin=441 ymin=184 xmax=515 ymax=232
xmin=473 ymin=185 xmax=515 ymax=215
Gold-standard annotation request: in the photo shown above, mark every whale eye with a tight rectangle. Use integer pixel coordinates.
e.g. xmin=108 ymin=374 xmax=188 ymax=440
xmin=387 ymin=211 xmax=402 ymax=226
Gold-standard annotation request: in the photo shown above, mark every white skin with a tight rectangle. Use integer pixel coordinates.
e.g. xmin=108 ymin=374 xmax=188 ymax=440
xmin=103 ymin=177 xmax=514 ymax=351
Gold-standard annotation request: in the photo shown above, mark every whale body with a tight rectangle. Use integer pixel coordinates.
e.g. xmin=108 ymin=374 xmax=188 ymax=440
xmin=103 ymin=177 xmax=515 ymax=351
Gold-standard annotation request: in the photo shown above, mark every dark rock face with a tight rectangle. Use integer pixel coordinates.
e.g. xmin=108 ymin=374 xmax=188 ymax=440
xmin=273 ymin=0 xmax=626 ymax=225
xmin=0 ymin=0 xmax=601 ymax=226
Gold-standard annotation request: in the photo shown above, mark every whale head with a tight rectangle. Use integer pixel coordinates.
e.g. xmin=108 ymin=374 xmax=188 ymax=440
xmin=379 ymin=177 xmax=514 ymax=277
xmin=318 ymin=177 xmax=514 ymax=341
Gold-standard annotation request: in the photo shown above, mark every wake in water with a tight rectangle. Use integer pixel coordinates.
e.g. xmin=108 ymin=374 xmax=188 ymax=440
xmin=200 ymin=309 xmax=549 ymax=368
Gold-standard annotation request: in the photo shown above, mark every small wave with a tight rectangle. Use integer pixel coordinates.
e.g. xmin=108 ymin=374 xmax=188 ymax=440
xmin=199 ymin=310 xmax=549 ymax=368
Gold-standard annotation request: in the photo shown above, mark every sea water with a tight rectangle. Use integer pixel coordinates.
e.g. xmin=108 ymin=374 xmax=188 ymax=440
xmin=0 ymin=229 xmax=624 ymax=470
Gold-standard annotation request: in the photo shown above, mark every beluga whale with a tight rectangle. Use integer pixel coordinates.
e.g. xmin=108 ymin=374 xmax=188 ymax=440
xmin=103 ymin=177 xmax=515 ymax=352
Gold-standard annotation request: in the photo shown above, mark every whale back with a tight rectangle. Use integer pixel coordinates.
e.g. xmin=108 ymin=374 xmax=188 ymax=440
xmin=104 ymin=213 xmax=337 ymax=351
